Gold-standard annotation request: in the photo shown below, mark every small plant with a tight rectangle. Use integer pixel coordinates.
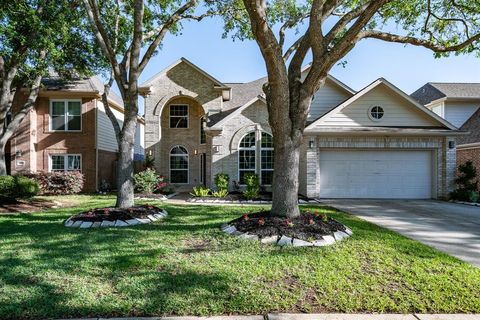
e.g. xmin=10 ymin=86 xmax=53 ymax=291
xmin=242 ymin=173 xmax=259 ymax=200
xmin=319 ymin=213 xmax=328 ymax=222
xmin=243 ymin=214 xmax=250 ymax=221
xmin=155 ymin=175 xmax=175 ymax=195
xmin=258 ymin=217 xmax=265 ymax=226
xmin=285 ymin=219 xmax=294 ymax=227
xmin=308 ymin=216 xmax=315 ymax=225
xmin=98 ymin=179 xmax=111 ymax=194
xmin=103 ymin=208 xmax=110 ymax=214
xmin=191 ymin=185 xmax=210 ymax=197
xmin=214 ymin=173 xmax=229 ymax=191
xmin=212 ymin=189 xmax=229 ymax=198
xmin=134 ymin=168 xmax=159 ymax=194
xmin=450 ymin=161 xmax=478 ymax=202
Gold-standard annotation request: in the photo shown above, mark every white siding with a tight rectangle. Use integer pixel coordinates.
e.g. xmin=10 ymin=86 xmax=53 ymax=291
xmin=429 ymin=102 xmax=444 ymax=118
xmin=444 ymin=102 xmax=479 ymax=128
xmin=314 ymin=84 xmax=439 ymax=128
xmin=309 ymin=79 xmax=352 ymax=121
xmin=97 ymin=101 xmax=124 ymax=152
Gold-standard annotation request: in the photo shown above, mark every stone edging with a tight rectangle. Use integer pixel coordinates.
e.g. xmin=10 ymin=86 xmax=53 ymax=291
xmin=220 ymin=223 xmax=352 ymax=247
xmin=188 ymin=198 xmax=321 ymax=205
xmin=135 ymin=192 xmax=178 ymax=201
xmin=64 ymin=209 xmax=168 ymax=229
xmin=450 ymin=200 xmax=480 ymax=207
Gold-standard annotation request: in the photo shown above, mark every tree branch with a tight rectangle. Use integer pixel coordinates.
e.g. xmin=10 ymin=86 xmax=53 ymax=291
xmin=359 ymin=30 xmax=480 ymax=52
xmin=138 ymin=0 xmax=198 ymax=75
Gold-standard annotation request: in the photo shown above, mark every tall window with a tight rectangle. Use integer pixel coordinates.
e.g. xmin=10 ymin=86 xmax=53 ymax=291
xmin=238 ymin=131 xmax=274 ymax=185
xmin=200 ymin=116 xmax=206 ymax=144
xmin=238 ymin=132 xmax=256 ymax=184
xmin=50 ymin=154 xmax=81 ymax=172
xmin=260 ymin=132 xmax=274 ymax=185
xmin=169 ymin=105 xmax=188 ymax=128
xmin=170 ymin=146 xmax=188 ymax=183
xmin=50 ymin=100 xmax=81 ymax=131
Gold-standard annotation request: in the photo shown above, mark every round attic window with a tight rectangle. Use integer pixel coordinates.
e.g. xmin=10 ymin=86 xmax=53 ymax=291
xmin=369 ymin=105 xmax=384 ymax=120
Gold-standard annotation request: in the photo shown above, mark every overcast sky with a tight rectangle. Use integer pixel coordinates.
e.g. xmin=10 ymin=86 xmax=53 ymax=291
xmin=137 ymin=16 xmax=480 ymax=97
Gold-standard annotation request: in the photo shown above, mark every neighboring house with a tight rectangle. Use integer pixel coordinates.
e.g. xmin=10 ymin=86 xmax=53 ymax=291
xmin=411 ymin=83 xmax=480 ymax=178
xmin=139 ymin=57 xmax=461 ymax=199
xmin=7 ymin=75 xmax=145 ymax=192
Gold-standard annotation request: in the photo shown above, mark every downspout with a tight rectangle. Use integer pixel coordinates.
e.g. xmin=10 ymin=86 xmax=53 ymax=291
xmin=95 ymin=98 xmax=99 ymax=192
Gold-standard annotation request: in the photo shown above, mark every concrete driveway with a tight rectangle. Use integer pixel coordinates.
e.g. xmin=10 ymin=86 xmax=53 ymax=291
xmin=323 ymin=200 xmax=480 ymax=267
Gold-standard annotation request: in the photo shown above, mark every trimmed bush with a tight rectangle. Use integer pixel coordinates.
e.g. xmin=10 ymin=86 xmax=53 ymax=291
xmin=24 ymin=171 xmax=84 ymax=195
xmin=243 ymin=173 xmax=259 ymax=200
xmin=214 ymin=173 xmax=229 ymax=191
xmin=0 ymin=175 xmax=39 ymax=202
xmin=134 ymin=168 xmax=159 ymax=194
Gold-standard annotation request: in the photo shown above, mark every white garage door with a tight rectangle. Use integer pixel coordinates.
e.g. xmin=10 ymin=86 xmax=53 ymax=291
xmin=319 ymin=150 xmax=432 ymax=199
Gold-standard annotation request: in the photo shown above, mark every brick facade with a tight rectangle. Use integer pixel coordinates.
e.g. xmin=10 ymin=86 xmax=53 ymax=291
xmin=457 ymin=146 xmax=480 ymax=183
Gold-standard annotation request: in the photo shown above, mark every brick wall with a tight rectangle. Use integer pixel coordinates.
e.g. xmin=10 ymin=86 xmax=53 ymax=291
xmin=9 ymin=95 xmax=98 ymax=192
xmin=457 ymin=147 xmax=480 ymax=183
xmin=98 ymin=149 xmax=118 ymax=189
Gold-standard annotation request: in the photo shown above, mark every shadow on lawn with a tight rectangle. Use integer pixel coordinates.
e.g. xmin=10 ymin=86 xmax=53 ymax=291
xmin=0 ymin=204 xmax=237 ymax=318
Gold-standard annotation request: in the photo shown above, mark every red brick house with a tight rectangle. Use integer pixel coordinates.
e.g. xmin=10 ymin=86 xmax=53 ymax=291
xmin=7 ymin=76 xmax=144 ymax=192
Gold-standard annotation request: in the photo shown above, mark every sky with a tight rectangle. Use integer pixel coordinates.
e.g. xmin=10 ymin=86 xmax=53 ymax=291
xmin=137 ymin=15 xmax=480 ymax=97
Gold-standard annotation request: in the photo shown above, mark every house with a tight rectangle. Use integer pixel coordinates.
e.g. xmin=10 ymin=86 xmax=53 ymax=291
xmin=139 ymin=58 xmax=463 ymax=199
xmin=411 ymin=83 xmax=480 ymax=178
xmin=7 ymin=75 xmax=145 ymax=192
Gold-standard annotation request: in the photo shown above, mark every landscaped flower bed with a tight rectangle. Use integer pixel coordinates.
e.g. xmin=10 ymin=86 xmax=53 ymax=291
xmin=64 ymin=204 xmax=168 ymax=228
xmin=222 ymin=210 xmax=352 ymax=247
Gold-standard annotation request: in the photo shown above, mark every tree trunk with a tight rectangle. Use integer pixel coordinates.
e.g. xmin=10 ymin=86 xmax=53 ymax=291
xmin=114 ymin=99 xmax=138 ymax=208
xmin=0 ymin=142 xmax=6 ymax=176
xmin=271 ymin=137 xmax=301 ymax=218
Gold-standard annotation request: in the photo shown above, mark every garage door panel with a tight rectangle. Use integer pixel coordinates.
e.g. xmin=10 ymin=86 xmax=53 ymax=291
xmin=319 ymin=150 xmax=432 ymax=199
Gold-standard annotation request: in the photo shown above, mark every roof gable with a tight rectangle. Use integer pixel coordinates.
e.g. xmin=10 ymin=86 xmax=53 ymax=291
xmin=306 ymin=78 xmax=456 ymax=131
xmin=139 ymin=57 xmax=228 ymax=89
xmin=208 ymin=96 xmax=266 ymax=129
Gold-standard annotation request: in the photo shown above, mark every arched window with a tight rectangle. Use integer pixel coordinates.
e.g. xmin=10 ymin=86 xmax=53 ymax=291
xmin=170 ymin=146 xmax=188 ymax=183
xmin=260 ymin=132 xmax=274 ymax=185
xmin=238 ymin=131 xmax=274 ymax=185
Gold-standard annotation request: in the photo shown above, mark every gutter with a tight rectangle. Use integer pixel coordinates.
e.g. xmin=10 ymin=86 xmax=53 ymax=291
xmin=94 ymin=98 xmax=99 ymax=192
xmin=457 ymin=142 xmax=480 ymax=150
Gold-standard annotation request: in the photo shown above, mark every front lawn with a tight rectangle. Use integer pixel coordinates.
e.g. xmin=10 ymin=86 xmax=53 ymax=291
xmin=0 ymin=195 xmax=479 ymax=319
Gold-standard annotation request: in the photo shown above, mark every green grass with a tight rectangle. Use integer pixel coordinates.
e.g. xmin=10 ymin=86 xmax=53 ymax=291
xmin=0 ymin=195 xmax=479 ymax=319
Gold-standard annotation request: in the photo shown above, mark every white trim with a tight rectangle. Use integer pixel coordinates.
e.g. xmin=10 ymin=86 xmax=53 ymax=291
xmin=49 ymin=154 xmax=82 ymax=172
xmin=211 ymin=96 xmax=267 ymax=130
xmin=457 ymin=142 xmax=480 ymax=150
xmin=169 ymin=104 xmax=189 ymax=129
xmin=169 ymin=145 xmax=189 ymax=184
xmin=49 ymin=99 xmax=83 ymax=132
xmin=305 ymin=78 xmax=458 ymax=132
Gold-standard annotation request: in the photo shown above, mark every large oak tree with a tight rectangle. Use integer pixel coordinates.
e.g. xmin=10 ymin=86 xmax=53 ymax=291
xmin=215 ymin=0 xmax=480 ymax=217
xmin=82 ymin=0 xmax=211 ymax=208
xmin=0 ymin=0 xmax=104 ymax=176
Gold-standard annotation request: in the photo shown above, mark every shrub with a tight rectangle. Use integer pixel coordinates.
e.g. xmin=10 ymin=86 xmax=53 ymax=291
xmin=243 ymin=173 xmax=259 ymax=200
xmin=24 ymin=171 xmax=84 ymax=195
xmin=0 ymin=175 xmax=39 ymax=202
xmin=155 ymin=175 xmax=175 ymax=195
xmin=450 ymin=161 xmax=478 ymax=202
xmin=212 ymin=189 xmax=229 ymax=198
xmin=15 ymin=176 xmax=40 ymax=199
xmin=214 ymin=173 xmax=229 ymax=191
xmin=134 ymin=168 xmax=159 ymax=194
xmin=191 ymin=185 xmax=210 ymax=197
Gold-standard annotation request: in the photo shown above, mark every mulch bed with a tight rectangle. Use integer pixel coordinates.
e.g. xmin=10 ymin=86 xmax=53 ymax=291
xmin=0 ymin=198 xmax=70 ymax=214
xmin=230 ymin=210 xmax=347 ymax=241
xmin=70 ymin=204 xmax=164 ymax=222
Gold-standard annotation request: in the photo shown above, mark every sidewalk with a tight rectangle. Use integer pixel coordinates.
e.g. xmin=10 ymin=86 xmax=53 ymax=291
xmin=60 ymin=313 xmax=480 ymax=320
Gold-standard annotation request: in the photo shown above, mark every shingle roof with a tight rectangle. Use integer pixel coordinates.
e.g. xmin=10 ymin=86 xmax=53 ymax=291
xmin=223 ymin=76 xmax=267 ymax=111
xmin=41 ymin=75 xmax=124 ymax=108
xmin=411 ymin=83 xmax=480 ymax=105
